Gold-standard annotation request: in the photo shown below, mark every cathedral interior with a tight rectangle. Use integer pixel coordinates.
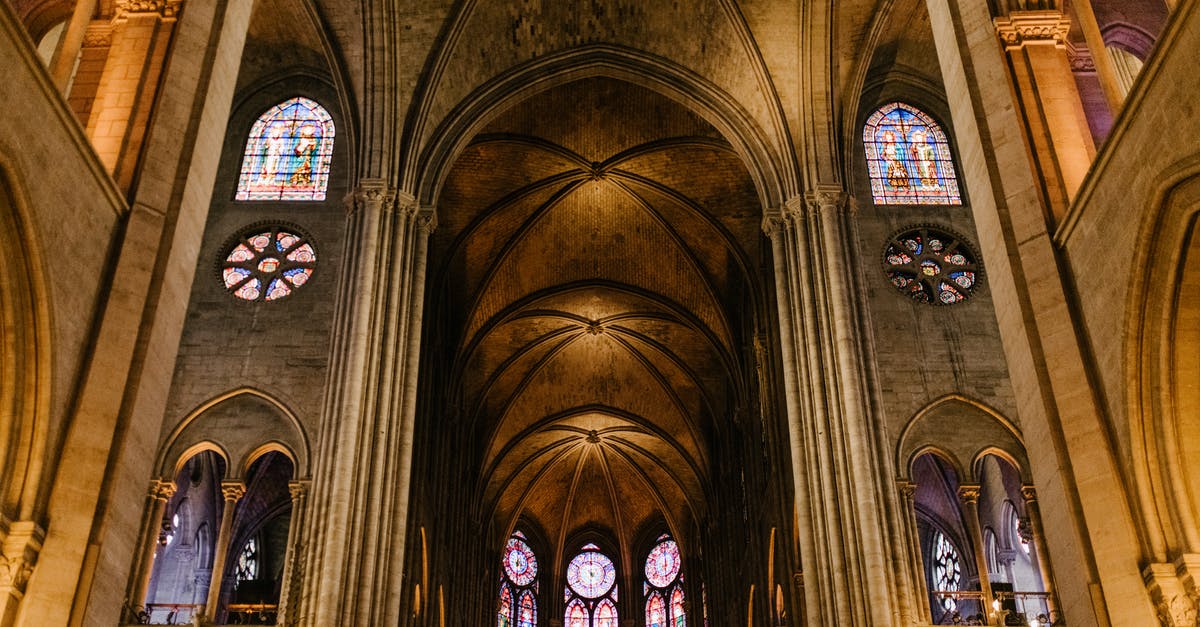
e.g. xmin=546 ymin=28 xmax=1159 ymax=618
xmin=0 ymin=0 xmax=1198 ymax=625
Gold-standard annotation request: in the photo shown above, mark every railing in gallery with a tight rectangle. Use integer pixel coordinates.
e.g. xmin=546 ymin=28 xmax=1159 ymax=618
xmin=121 ymin=602 xmax=278 ymax=625
xmin=931 ymin=590 xmax=1060 ymax=626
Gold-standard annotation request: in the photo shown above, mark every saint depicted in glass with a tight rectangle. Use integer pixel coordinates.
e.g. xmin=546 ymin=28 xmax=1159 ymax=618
xmin=644 ymin=535 xmax=687 ymax=627
xmin=864 ymin=102 xmax=961 ymax=205
xmin=883 ymin=226 xmax=981 ymax=305
xmin=221 ymin=225 xmax=317 ymax=302
xmin=497 ymin=531 xmax=538 ymax=627
xmin=236 ymin=97 xmax=335 ymax=201
xmin=564 ymin=544 xmax=619 ymax=626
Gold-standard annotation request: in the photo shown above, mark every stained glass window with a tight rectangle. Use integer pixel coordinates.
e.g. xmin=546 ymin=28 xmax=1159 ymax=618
xmin=236 ymin=97 xmax=335 ymax=201
xmin=644 ymin=536 xmax=687 ymax=627
xmin=498 ymin=531 xmax=538 ymax=627
xmin=1011 ymin=509 xmax=1031 ymax=555
xmin=932 ymin=530 xmax=962 ymax=613
xmin=221 ymin=225 xmax=317 ymax=302
xmin=235 ymin=537 xmax=258 ymax=583
xmin=882 ymin=226 xmax=980 ymax=305
xmin=864 ymin=102 xmax=960 ymax=205
xmin=565 ymin=545 xmax=619 ymax=626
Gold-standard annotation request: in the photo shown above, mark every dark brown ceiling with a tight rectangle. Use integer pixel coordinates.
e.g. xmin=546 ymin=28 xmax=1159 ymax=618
xmin=430 ymin=77 xmax=764 ymax=567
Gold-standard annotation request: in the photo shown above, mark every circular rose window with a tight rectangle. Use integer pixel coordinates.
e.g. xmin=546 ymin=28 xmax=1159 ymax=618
xmin=220 ymin=225 xmax=316 ymax=302
xmin=566 ymin=548 xmax=616 ymax=599
xmin=883 ymin=226 xmax=980 ymax=305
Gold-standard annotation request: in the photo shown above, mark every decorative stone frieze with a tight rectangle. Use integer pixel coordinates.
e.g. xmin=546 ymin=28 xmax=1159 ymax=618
xmin=83 ymin=23 xmax=113 ymax=47
xmin=1067 ymin=42 xmax=1097 ymax=72
xmin=993 ymin=10 xmax=1072 ymax=49
xmin=114 ymin=0 xmax=184 ymax=19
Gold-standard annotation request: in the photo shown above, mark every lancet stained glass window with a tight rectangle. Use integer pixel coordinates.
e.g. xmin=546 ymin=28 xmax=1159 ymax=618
xmin=497 ymin=531 xmax=538 ymax=627
xmin=565 ymin=545 xmax=618 ymax=626
xmin=237 ymin=97 xmax=335 ymax=201
xmin=932 ymin=530 xmax=962 ymax=613
xmin=235 ymin=537 xmax=258 ymax=583
xmin=883 ymin=226 xmax=980 ymax=305
xmin=644 ymin=535 xmax=686 ymax=627
xmin=864 ymin=102 xmax=961 ymax=205
xmin=221 ymin=225 xmax=317 ymax=302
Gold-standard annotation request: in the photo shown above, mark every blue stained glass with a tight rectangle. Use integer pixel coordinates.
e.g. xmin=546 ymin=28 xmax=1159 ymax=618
xmin=222 ymin=226 xmax=317 ymax=302
xmin=883 ymin=227 xmax=980 ymax=306
xmin=864 ymin=103 xmax=961 ymax=205
xmin=237 ymin=97 xmax=335 ymax=201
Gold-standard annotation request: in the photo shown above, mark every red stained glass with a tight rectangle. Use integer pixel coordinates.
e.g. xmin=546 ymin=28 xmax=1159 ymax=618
xmin=647 ymin=592 xmax=666 ymax=627
xmin=236 ymin=97 xmax=335 ymax=201
xmin=497 ymin=585 xmax=513 ymax=627
xmin=883 ymin=227 xmax=980 ymax=306
xmin=645 ymin=539 xmax=681 ymax=587
xmin=567 ymin=549 xmax=616 ymax=599
xmin=503 ymin=535 xmax=539 ymax=587
xmin=221 ymin=226 xmax=316 ymax=302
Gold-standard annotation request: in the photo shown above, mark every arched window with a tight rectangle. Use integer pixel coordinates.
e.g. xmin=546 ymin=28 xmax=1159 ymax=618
xmin=863 ymin=102 xmax=961 ymax=205
xmin=931 ymin=530 xmax=962 ymax=614
xmin=236 ymin=97 xmax=335 ymax=201
xmin=235 ymin=536 xmax=258 ymax=583
xmin=497 ymin=531 xmax=538 ymax=627
xmin=564 ymin=543 xmax=618 ymax=627
xmin=644 ymin=535 xmax=686 ymax=627
xmin=1008 ymin=503 xmax=1031 ymax=555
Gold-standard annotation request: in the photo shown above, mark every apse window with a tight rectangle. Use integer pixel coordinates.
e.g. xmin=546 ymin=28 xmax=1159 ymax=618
xmin=644 ymin=535 xmax=686 ymax=627
xmin=220 ymin=225 xmax=316 ymax=302
xmin=864 ymin=102 xmax=961 ymax=205
xmin=565 ymin=544 xmax=618 ymax=627
xmin=498 ymin=531 xmax=538 ymax=627
xmin=883 ymin=226 xmax=980 ymax=305
xmin=236 ymin=97 xmax=335 ymax=201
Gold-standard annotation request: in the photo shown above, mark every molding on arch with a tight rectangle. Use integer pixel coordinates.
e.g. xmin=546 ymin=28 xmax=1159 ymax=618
xmin=170 ymin=440 xmax=233 ymax=479
xmin=896 ymin=394 xmax=1028 ymax=482
xmin=155 ymin=386 xmax=312 ymax=480
xmin=409 ymin=44 xmax=798 ymax=212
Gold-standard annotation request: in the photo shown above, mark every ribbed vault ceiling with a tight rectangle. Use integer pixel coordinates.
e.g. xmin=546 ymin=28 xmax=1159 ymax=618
xmin=430 ymin=77 xmax=763 ymax=566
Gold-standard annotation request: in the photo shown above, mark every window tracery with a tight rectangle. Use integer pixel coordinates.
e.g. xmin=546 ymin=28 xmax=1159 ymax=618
xmin=564 ymin=544 xmax=619 ymax=626
xmin=236 ymin=97 xmax=335 ymax=201
xmin=235 ymin=536 xmax=258 ymax=584
xmin=220 ymin=224 xmax=316 ymax=302
xmin=864 ymin=102 xmax=961 ymax=205
xmin=931 ymin=530 xmax=962 ymax=614
xmin=883 ymin=226 xmax=981 ymax=305
xmin=497 ymin=531 xmax=538 ymax=627
xmin=644 ymin=535 xmax=686 ymax=627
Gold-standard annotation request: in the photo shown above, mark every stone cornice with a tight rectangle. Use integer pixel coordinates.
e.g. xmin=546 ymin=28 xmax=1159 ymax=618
xmin=994 ymin=10 xmax=1071 ymax=49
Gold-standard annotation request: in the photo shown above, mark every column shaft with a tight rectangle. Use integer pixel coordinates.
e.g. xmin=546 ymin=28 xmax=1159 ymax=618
xmin=1021 ymin=487 xmax=1060 ymax=620
xmin=127 ymin=480 xmax=176 ymax=618
xmin=205 ymin=482 xmax=245 ymax=618
xmin=900 ymin=482 xmax=932 ymax=624
xmin=276 ymin=481 xmax=308 ymax=625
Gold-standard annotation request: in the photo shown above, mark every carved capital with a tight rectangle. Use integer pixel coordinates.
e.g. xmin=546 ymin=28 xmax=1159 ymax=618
xmin=1145 ymin=563 xmax=1200 ymax=627
xmin=150 ymin=479 xmax=177 ymax=502
xmin=220 ymin=482 xmax=247 ymax=503
xmin=347 ymin=179 xmax=397 ymax=215
xmin=761 ymin=213 xmax=789 ymax=237
xmin=288 ymin=480 xmax=309 ymax=502
xmin=415 ymin=207 xmax=438 ymax=235
xmin=804 ymin=187 xmax=849 ymax=215
xmin=1066 ymin=42 xmax=1096 ymax=72
xmin=114 ymin=0 xmax=183 ymax=19
xmin=994 ymin=11 xmax=1072 ymax=49
xmin=957 ymin=485 xmax=982 ymax=504
xmin=0 ymin=521 xmax=45 ymax=595
xmin=898 ymin=481 xmax=917 ymax=500
xmin=83 ymin=23 xmax=113 ymax=47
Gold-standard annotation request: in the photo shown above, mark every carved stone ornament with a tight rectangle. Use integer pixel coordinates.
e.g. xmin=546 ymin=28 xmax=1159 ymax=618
xmin=993 ymin=11 xmax=1072 ymax=50
xmin=1066 ymin=42 xmax=1097 ymax=73
xmin=804 ymin=188 xmax=849 ymax=215
xmin=221 ymin=482 xmax=247 ymax=502
xmin=0 ymin=522 xmax=45 ymax=594
xmin=1157 ymin=594 xmax=1199 ymax=627
xmin=82 ymin=24 xmax=113 ymax=47
xmin=957 ymin=485 xmax=982 ymax=504
xmin=114 ymin=0 xmax=183 ymax=18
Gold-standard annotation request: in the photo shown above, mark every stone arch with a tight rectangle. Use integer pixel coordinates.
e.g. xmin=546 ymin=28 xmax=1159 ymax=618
xmin=1126 ymin=159 xmax=1200 ymax=559
xmin=897 ymin=395 xmax=1029 ymax=483
xmin=413 ymin=45 xmax=798 ymax=212
xmin=156 ymin=387 xmax=311 ymax=481
xmin=0 ymin=159 xmax=52 ymax=522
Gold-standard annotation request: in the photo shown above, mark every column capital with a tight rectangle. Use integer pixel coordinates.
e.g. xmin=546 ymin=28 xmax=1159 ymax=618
xmin=288 ymin=480 xmax=310 ymax=501
xmin=1020 ymin=485 xmax=1038 ymax=503
xmin=220 ymin=481 xmax=247 ymax=502
xmin=897 ymin=480 xmax=917 ymax=499
xmin=993 ymin=10 xmax=1071 ymax=50
xmin=957 ymin=484 xmax=982 ymax=504
xmin=0 ymin=521 xmax=45 ymax=595
xmin=804 ymin=187 xmax=850 ymax=215
xmin=760 ymin=212 xmax=789 ymax=237
xmin=114 ymin=0 xmax=183 ymax=19
xmin=346 ymin=180 xmax=411 ymax=216
xmin=415 ymin=207 xmax=438 ymax=235
xmin=149 ymin=479 xmax=177 ymax=501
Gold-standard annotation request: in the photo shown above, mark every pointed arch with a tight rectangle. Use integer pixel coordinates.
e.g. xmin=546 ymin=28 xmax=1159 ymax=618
xmin=863 ymin=101 xmax=961 ymax=205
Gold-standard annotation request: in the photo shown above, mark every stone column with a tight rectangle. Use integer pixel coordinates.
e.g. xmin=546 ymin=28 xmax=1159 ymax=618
xmin=276 ymin=480 xmax=308 ymax=625
xmin=65 ymin=22 xmax=113 ymax=126
xmin=205 ymin=481 xmax=245 ymax=618
xmin=993 ymin=10 xmax=1096 ymax=219
xmin=1064 ymin=0 xmax=1126 ymax=113
xmin=763 ymin=190 xmax=906 ymax=627
xmin=298 ymin=181 xmax=436 ymax=626
xmin=85 ymin=0 xmax=183 ymax=192
xmin=0 ymin=520 xmax=44 ymax=627
xmin=957 ymin=486 xmax=995 ymax=622
xmin=922 ymin=0 xmax=1156 ymax=622
xmin=1020 ymin=486 xmax=1060 ymax=619
xmin=47 ymin=0 xmax=99 ymax=91
xmin=899 ymin=482 xmax=932 ymax=624
xmin=126 ymin=479 xmax=177 ymax=618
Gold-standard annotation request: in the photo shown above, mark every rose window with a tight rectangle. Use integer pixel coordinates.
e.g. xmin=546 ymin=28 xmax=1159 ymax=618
xmin=221 ymin=225 xmax=316 ymax=302
xmin=883 ymin=226 xmax=980 ymax=305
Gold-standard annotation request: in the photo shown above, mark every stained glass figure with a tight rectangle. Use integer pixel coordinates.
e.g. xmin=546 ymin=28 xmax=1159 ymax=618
xmin=498 ymin=531 xmax=539 ymax=627
xmin=932 ymin=530 xmax=962 ymax=613
xmin=498 ymin=585 xmax=513 ymax=627
xmin=644 ymin=536 xmax=687 ymax=627
xmin=864 ymin=102 xmax=961 ymax=205
xmin=565 ymin=545 xmax=619 ymax=626
xmin=236 ymin=97 xmax=335 ymax=201
xmin=235 ymin=537 xmax=258 ymax=583
xmin=221 ymin=225 xmax=317 ymax=302
xmin=883 ymin=227 xmax=980 ymax=305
